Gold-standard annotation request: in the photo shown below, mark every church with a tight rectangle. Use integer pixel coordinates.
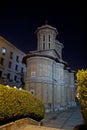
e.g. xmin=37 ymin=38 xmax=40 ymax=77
xmin=23 ymin=23 xmax=76 ymax=111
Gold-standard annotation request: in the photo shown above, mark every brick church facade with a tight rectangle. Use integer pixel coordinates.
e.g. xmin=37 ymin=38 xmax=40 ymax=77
xmin=23 ymin=23 xmax=76 ymax=111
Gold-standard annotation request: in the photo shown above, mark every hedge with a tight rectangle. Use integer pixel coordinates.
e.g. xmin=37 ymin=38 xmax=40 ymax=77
xmin=0 ymin=84 xmax=45 ymax=125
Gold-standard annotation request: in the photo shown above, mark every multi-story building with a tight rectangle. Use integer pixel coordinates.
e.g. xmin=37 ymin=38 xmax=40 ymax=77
xmin=23 ymin=23 xmax=76 ymax=111
xmin=0 ymin=36 xmax=26 ymax=88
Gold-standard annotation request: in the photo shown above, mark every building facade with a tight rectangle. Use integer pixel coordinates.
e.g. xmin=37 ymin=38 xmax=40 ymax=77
xmin=23 ymin=23 xmax=76 ymax=111
xmin=0 ymin=36 xmax=26 ymax=88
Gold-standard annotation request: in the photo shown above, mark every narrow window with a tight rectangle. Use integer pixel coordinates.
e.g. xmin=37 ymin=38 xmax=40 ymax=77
xmin=10 ymin=52 xmax=13 ymax=59
xmin=21 ymin=67 xmax=24 ymax=73
xmin=15 ymin=64 xmax=18 ymax=71
xmin=14 ymin=75 xmax=17 ymax=81
xmin=43 ymin=43 xmax=45 ymax=50
xmin=16 ymin=56 xmax=19 ymax=62
xmin=49 ymin=43 xmax=50 ymax=49
xmin=7 ymin=73 xmax=10 ymax=80
xmin=48 ymin=35 xmax=50 ymax=42
xmin=0 ymin=71 xmax=2 ymax=77
xmin=8 ymin=61 xmax=12 ymax=68
xmin=43 ymin=35 xmax=45 ymax=41
xmin=0 ymin=58 xmax=4 ymax=65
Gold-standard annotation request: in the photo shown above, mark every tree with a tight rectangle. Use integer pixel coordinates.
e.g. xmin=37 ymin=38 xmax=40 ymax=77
xmin=76 ymin=69 xmax=87 ymax=124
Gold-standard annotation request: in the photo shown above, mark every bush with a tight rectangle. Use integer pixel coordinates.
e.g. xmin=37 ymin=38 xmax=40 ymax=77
xmin=0 ymin=84 xmax=45 ymax=125
xmin=76 ymin=69 xmax=87 ymax=124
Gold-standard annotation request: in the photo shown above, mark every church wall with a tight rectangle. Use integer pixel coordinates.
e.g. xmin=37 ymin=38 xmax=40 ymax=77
xmin=69 ymin=72 xmax=76 ymax=105
xmin=55 ymin=40 xmax=63 ymax=59
xmin=64 ymin=69 xmax=69 ymax=104
xmin=64 ymin=69 xmax=76 ymax=107
xmin=58 ymin=64 xmax=66 ymax=106
xmin=64 ymin=69 xmax=71 ymax=105
xmin=25 ymin=54 xmax=76 ymax=110
xmin=25 ymin=56 xmax=54 ymax=106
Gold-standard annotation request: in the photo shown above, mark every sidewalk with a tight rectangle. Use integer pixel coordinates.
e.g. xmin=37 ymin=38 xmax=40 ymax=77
xmin=43 ymin=106 xmax=83 ymax=130
xmin=20 ymin=106 xmax=83 ymax=130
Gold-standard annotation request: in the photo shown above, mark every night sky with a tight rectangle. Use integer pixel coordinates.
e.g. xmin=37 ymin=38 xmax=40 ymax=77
xmin=0 ymin=1 xmax=87 ymax=71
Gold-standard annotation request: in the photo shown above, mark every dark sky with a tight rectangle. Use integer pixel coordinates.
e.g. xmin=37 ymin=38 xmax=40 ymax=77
xmin=0 ymin=1 xmax=87 ymax=71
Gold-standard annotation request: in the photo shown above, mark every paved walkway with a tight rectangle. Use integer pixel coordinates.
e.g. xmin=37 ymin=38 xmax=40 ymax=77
xmin=43 ymin=106 xmax=83 ymax=130
xmin=20 ymin=106 xmax=84 ymax=130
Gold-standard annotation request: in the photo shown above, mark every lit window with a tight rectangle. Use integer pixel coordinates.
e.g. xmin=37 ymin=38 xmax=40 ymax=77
xmin=2 ymin=47 xmax=6 ymax=55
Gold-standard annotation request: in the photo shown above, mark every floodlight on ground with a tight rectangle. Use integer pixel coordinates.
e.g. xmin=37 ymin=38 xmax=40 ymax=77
xmin=14 ymin=86 xmax=17 ymax=88
xmin=19 ymin=87 xmax=22 ymax=90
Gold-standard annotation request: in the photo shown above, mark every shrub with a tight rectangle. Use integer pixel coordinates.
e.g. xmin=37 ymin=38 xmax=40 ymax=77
xmin=0 ymin=84 xmax=45 ymax=125
xmin=76 ymin=69 xmax=87 ymax=124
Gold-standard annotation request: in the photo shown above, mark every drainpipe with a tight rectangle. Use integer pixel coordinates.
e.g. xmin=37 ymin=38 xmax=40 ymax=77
xmin=52 ymin=60 xmax=55 ymax=112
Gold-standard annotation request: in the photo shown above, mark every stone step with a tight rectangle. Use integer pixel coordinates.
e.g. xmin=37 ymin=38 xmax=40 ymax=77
xmin=20 ymin=125 xmax=64 ymax=130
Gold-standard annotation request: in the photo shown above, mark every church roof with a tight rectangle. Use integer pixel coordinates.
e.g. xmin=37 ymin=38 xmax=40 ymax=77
xmin=35 ymin=24 xmax=58 ymax=34
xmin=22 ymin=49 xmax=67 ymax=65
